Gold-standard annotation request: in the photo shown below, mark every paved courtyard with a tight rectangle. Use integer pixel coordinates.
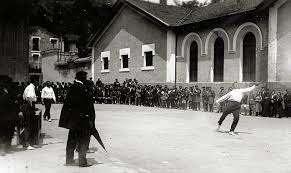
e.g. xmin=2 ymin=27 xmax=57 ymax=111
xmin=1 ymin=104 xmax=291 ymax=173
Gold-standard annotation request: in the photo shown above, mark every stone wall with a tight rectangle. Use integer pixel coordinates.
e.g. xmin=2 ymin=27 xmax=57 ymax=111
xmin=93 ymin=5 xmax=168 ymax=83
xmin=176 ymin=10 xmax=269 ymax=83
xmin=276 ymin=1 xmax=291 ymax=82
xmin=42 ymin=50 xmax=91 ymax=83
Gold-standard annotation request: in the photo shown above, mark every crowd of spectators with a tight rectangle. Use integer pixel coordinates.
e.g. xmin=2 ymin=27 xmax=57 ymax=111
xmin=11 ymin=78 xmax=291 ymax=119
xmin=16 ymin=78 xmax=291 ymax=119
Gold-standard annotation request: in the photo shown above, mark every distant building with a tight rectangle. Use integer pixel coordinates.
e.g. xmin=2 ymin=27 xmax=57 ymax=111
xmin=88 ymin=0 xmax=291 ymax=89
xmin=29 ymin=27 xmax=91 ymax=83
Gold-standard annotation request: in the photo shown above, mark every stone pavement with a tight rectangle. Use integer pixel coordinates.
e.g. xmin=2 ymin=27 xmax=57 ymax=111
xmin=1 ymin=104 xmax=291 ymax=173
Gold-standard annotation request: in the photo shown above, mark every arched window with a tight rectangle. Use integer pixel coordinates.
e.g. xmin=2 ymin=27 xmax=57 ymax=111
xmin=189 ymin=41 xmax=198 ymax=82
xmin=243 ymin=33 xmax=256 ymax=82
xmin=214 ymin=37 xmax=224 ymax=82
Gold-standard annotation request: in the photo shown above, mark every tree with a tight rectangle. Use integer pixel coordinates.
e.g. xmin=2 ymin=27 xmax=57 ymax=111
xmin=175 ymin=0 xmax=208 ymax=9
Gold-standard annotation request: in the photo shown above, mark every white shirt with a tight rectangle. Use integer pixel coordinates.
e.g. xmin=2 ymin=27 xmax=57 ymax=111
xmin=216 ymin=85 xmax=256 ymax=103
xmin=23 ymin=83 xmax=37 ymax=102
xmin=41 ymin=86 xmax=56 ymax=102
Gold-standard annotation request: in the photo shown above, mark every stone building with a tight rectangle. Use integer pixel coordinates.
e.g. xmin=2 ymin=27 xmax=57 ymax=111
xmin=88 ymin=0 xmax=291 ymax=89
xmin=29 ymin=27 xmax=92 ymax=83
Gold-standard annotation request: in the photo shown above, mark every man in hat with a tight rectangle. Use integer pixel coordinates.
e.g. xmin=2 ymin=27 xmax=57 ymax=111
xmin=59 ymin=71 xmax=95 ymax=167
xmin=216 ymin=83 xmax=259 ymax=136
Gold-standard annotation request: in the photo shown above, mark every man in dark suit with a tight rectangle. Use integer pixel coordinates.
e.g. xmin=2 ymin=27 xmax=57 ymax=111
xmin=59 ymin=71 xmax=95 ymax=167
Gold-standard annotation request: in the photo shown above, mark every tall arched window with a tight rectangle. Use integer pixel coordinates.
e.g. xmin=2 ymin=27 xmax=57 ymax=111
xmin=214 ymin=37 xmax=224 ymax=82
xmin=189 ymin=41 xmax=198 ymax=82
xmin=243 ymin=32 xmax=256 ymax=82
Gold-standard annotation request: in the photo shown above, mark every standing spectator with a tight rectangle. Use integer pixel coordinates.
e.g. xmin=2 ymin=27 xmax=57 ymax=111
xmin=95 ymin=78 xmax=103 ymax=88
xmin=0 ymin=76 xmax=19 ymax=155
xmin=270 ymin=90 xmax=278 ymax=118
xmin=277 ymin=92 xmax=284 ymax=118
xmin=113 ymin=79 xmax=120 ymax=88
xmin=135 ymin=86 xmax=142 ymax=106
xmin=22 ymin=77 xmax=38 ymax=150
xmin=194 ymin=85 xmax=201 ymax=111
xmin=216 ymin=87 xmax=226 ymax=113
xmin=248 ymin=91 xmax=255 ymax=116
xmin=254 ymin=91 xmax=262 ymax=116
xmin=59 ymin=71 xmax=95 ymax=167
xmin=41 ymin=81 xmax=56 ymax=122
xmin=207 ymin=87 xmax=215 ymax=112
xmin=284 ymin=89 xmax=291 ymax=118
xmin=261 ymin=88 xmax=271 ymax=117
xmin=202 ymin=87 xmax=208 ymax=112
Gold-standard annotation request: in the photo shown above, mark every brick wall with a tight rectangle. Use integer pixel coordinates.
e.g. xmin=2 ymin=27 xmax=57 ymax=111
xmin=93 ymin=6 xmax=168 ymax=84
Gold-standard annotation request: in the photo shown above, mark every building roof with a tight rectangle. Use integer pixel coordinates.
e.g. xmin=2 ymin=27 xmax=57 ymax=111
xmin=88 ymin=0 xmax=277 ymax=47
xmin=178 ymin=0 xmax=275 ymax=26
xmin=125 ymin=0 xmax=190 ymax=26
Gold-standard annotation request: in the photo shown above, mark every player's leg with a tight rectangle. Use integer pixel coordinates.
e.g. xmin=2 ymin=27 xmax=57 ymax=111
xmin=229 ymin=109 xmax=240 ymax=136
xmin=217 ymin=101 xmax=237 ymax=131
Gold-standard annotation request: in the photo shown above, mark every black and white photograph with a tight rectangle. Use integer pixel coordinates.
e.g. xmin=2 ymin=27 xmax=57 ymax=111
xmin=1 ymin=0 xmax=291 ymax=172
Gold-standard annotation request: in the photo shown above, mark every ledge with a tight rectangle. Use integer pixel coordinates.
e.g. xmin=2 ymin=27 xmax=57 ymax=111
xmin=55 ymin=61 xmax=68 ymax=66
xmin=101 ymin=69 xmax=110 ymax=73
xmin=74 ymin=57 xmax=92 ymax=63
xmin=141 ymin=66 xmax=154 ymax=71
xmin=119 ymin=68 xmax=130 ymax=72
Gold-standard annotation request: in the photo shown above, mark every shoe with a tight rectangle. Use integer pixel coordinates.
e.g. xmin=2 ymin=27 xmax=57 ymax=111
xmin=79 ymin=163 xmax=93 ymax=167
xmin=27 ymin=146 xmax=35 ymax=150
xmin=216 ymin=125 xmax=221 ymax=132
xmin=229 ymin=131 xmax=237 ymax=136
xmin=48 ymin=119 xmax=52 ymax=122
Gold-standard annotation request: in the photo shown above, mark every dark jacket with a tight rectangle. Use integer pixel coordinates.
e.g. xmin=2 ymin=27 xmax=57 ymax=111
xmin=59 ymin=81 xmax=95 ymax=130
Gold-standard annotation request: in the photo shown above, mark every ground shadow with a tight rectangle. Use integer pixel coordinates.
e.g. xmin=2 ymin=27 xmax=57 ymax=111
xmin=216 ymin=130 xmax=252 ymax=135
xmin=65 ymin=158 xmax=104 ymax=167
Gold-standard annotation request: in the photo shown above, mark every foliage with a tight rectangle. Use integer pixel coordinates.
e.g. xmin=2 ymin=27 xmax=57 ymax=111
xmin=174 ymin=0 xmax=208 ymax=9
xmin=28 ymin=0 xmax=115 ymax=57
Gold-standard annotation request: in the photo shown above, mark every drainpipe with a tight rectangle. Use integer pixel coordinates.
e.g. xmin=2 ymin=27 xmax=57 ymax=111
xmin=174 ymin=31 xmax=177 ymax=88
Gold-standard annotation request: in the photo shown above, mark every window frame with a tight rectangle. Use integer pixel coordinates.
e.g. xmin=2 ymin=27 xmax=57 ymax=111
xmin=31 ymin=36 xmax=41 ymax=52
xmin=119 ymin=48 xmax=130 ymax=72
xmin=49 ymin=38 xmax=59 ymax=49
xmin=31 ymin=53 xmax=41 ymax=69
xmin=141 ymin=44 xmax=155 ymax=71
xmin=101 ymin=51 xmax=110 ymax=73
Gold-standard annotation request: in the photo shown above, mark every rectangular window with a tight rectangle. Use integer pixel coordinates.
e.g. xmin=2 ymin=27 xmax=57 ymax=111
xmin=32 ymin=53 xmax=40 ymax=69
xmin=141 ymin=44 xmax=155 ymax=71
xmin=122 ymin=55 xmax=128 ymax=68
xmin=32 ymin=37 xmax=40 ymax=51
xmin=50 ymin=38 xmax=58 ymax=48
xmin=145 ymin=51 xmax=153 ymax=67
xmin=103 ymin=57 xmax=109 ymax=70
xmin=101 ymin=51 xmax=110 ymax=73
